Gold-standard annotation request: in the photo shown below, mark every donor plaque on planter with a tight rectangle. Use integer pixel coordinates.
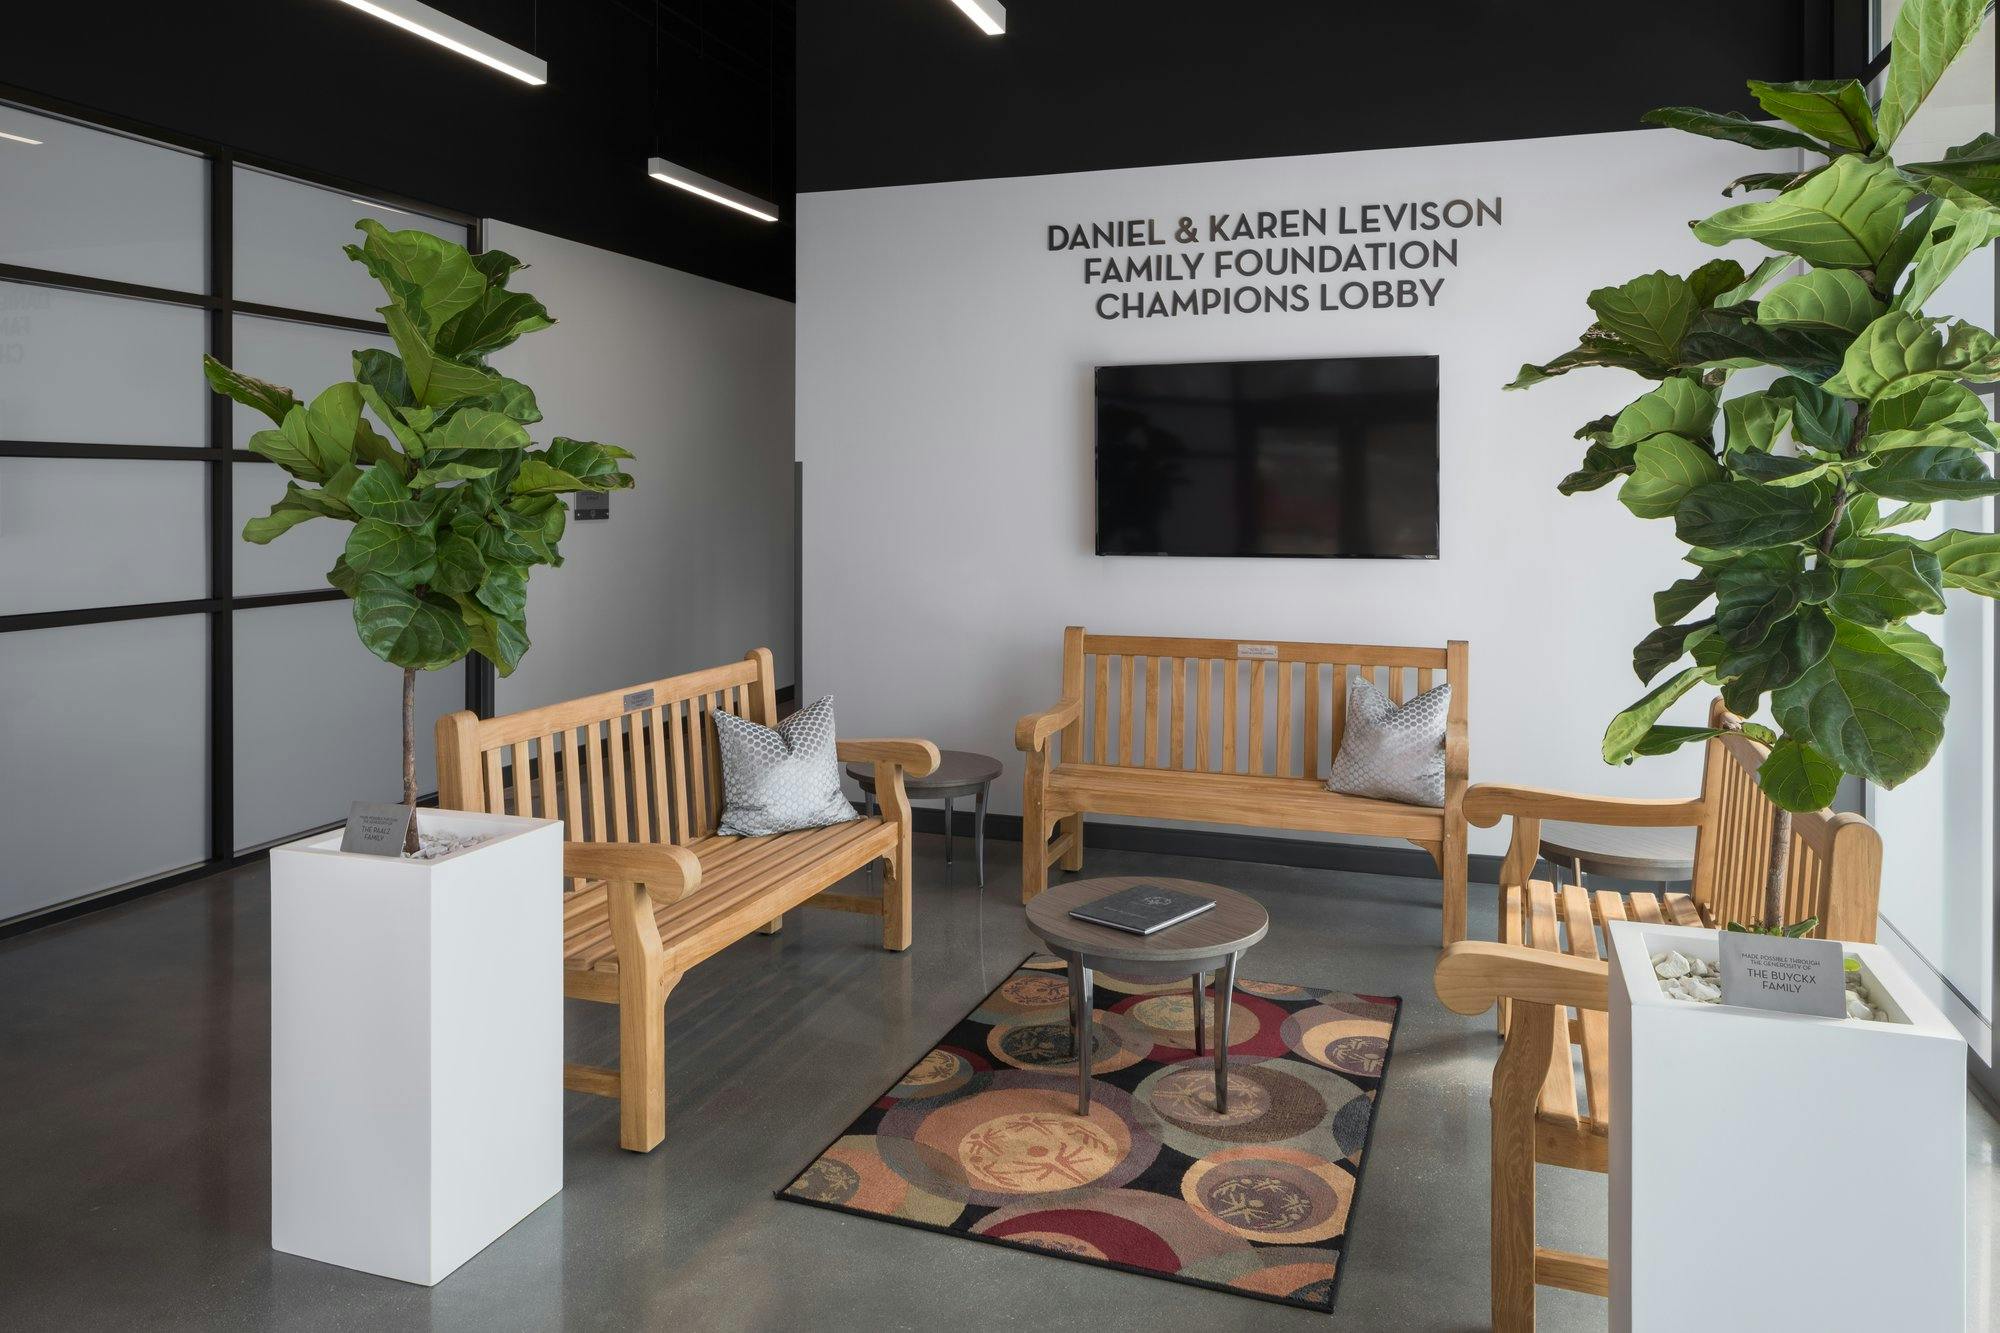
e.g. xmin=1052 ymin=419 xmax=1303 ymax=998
xmin=341 ymin=801 xmax=414 ymax=858
xmin=1718 ymin=931 xmax=1846 ymax=1018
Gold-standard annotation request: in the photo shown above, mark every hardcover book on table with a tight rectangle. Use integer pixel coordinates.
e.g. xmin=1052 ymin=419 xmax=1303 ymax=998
xmin=1069 ymin=884 xmax=1216 ymax=935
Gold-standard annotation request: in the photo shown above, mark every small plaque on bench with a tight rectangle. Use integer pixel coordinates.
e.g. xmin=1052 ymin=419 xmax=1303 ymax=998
xmin=1719 ymin=932 xmax=1845 ymax=1017
xmin=1235 ymin=643 xmax=1279 ymax=660
xmin=623 ymin=688 xmax=656 ymax=711
xmin=341 ymin=801 xmax=414 ymax=857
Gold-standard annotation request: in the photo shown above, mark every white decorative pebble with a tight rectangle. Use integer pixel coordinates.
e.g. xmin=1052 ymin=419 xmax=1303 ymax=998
xmin=406 ymin=831 xmax=497 ymax=862
xmin=1656 ymin=951 xmax=1692 ymax=980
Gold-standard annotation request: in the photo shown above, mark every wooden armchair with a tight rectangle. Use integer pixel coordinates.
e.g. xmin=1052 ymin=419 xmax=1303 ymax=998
xmin=1433 ymin=699 xmax=1883 ymax=1330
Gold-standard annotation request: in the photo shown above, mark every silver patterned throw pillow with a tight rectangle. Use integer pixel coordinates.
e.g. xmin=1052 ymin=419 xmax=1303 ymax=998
xmin=1325 ymin=676 xmax=1450 ymax=807
xmin=713 ymin=695 xmax=860 ymax=837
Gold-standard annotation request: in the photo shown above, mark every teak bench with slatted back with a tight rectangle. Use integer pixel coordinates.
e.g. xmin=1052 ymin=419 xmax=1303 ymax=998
xmin=1016 ymin=627 xmax=1471 ymax=942
xmin=436 ymin=648 xmax=939 ymax=1153
xmin=1432 ymin=698 xmax=1882 ymax=1331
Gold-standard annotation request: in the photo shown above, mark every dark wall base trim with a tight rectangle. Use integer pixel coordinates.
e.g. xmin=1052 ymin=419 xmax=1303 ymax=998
xmin=906 ymin=806 xmax=1503 ymax=884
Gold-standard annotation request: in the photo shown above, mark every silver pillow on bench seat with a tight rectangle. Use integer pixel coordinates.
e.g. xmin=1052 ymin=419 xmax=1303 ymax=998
xmin=712 ymin=695 xmax=860 ymax=837
xmin=1325 ymin=676 xmax=1450 ymax=807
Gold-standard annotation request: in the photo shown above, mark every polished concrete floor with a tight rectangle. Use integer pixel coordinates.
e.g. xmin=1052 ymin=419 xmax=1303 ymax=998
xmin=3 ymin=833 xmax=1995 ymax=1331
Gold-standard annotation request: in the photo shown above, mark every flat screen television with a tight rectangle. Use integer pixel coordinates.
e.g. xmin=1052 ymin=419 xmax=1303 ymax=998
xmin=1094 ymin=354 xmax=1439 ymax=558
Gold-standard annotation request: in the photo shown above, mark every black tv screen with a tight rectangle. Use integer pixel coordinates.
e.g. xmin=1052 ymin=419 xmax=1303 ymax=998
xmin=1094 ymin=355 xmax=1439 ymax=558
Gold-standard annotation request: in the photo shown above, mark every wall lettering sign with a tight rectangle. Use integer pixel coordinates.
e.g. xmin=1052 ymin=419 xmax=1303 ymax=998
xmin=1045 ymin=199 xmax=1503 ymax=321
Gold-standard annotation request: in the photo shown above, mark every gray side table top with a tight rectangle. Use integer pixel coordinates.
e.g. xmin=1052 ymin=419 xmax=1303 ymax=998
xmin=1538 ymin=820 xmax=1697 ymax=882
xmin=1024 ymin=876 xmax=1270 ymax=965
xmin=846 ymin=749 xmax=1002 ymax=799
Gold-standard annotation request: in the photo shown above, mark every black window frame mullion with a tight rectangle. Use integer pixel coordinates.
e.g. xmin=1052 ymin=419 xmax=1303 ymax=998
xmin=0 ymin=85 xmax=485 ymax=932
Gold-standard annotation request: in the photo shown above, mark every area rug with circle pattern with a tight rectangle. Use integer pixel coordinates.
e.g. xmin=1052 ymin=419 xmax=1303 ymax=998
xmin=776 ymin=955 xmax=1401 ymax=1313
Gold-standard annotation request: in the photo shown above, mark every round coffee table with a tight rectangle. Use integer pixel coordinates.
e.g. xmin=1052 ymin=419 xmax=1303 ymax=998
xmin=1538 ymin=820 xmax=1697 ymax=890
xmin=848 ymin=749 xmax=1003 ymax=886
xmin=1024 ymin=876 xmax=1269 ymax=1116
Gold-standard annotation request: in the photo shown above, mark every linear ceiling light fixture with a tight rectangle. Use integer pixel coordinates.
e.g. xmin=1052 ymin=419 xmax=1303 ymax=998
xmin=0 ymin=130 xmax=43 ymax=145
xmin=647 ymin=158 xmax=779 ymax=223
xmin=330 ymin=0 xmax=548 ymax=85
xmin=948 ymin=0 xmax=1006 ymax=36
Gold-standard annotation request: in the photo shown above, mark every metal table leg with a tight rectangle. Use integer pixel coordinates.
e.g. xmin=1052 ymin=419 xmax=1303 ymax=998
xmin=1068 ymin=954 xmax=1094 ymax=1116
xmin=1214 ymin=953 xmax=1238 ymax=1113
xmin=943 ymin=796 xmax=955 ymax=867
xmin=1191 ymin=971 xmax=1206 ymax=1054
xmin=973 ymin=783 xmax=988 ymax=887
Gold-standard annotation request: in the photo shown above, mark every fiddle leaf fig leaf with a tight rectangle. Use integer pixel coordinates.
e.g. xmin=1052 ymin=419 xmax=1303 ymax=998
xmin=1757 ymin=268 xmax=1884 ymax=335
xmin=346 ymin=462 xmax=424 ymax=525
xmin=435 ymin=286 xmax=554 ymax=361
xmin=1745 ymin=78 xmax=1877 ymax=152
xmin=1631 ymin=724 xmax=1728 ymax=757
xmin=1855 ymin=446 xmax=2000 ymax=500
xmin=1610 ymin=377 xmax=1718 ymax=446
xmin=1828 ymin=545 xmax=1948 ymax=624
xmin=202 ymin=355 xmax=301 ymax=425
xmin=1621 ymin=435 xmax=1724 ymax=519
xmin=344 ymin=518 xmax=438 ymax=584
xmin=1604 ymin=667 xmax=1708 ymax=765
xmin=1904 ymin=133 xmax=2000 ymax=206
xmin=344 ymin=219 xmax=484 ymax=332
xmin=1772 ymin=619 xmax=1949 ymax=787
xmin=1675 ymin=481 xmax=1834 ymax=550
xmin=1875 ymin=0 xmax=1990 ymax=150
xmin=1587 ymin=272 xmax=1696 ymax=365
xmin=304 ymin=383 xmax=363 ymax=473
xmin=430 ymin=533 xmax=487 ymax=596
xmin=1559 ymin=441 xmax=1636 ymax=495
xmin=1655 ymin=574 xmax=1717 ymax=624
xmin=1758 ymin=736 xmax=1844 ymax=811
xmin=1766 ymin=377 xmax=1851 ymax=449
xmin=1722 ymin=393 xmax=1793 ymax=454
xmin=429 ymin=408 xmax=531 ymax=455
xmin=1896 ymin=200 xmax=2000 ymax=312
xmin=353 ymin=574 xmax=469 ymax=672
xmin=1822 ymin=311 xmax=1953 ymax=399
xmin=1690 ymin=155 xmax=1918 ymax=269
xmin=1641 ymin=106 xmax=1831 ymax=154
xmin=1865 ymin=377 xmax=1997 ymax=451
xmin=1634 ymin=617 xmax=1716 ymax=684
xmin=1921 ymin=528 xmax=2000 ymax=595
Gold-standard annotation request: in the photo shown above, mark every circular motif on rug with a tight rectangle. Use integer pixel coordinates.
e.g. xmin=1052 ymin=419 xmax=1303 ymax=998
xmin=784 ymin=1135 xmax=965 ymax=1227
xmin=1182 ymin=1144 xmax=1356 ymax=1244
xmin=973 ymin=1187 xmax=1253 ymax=1272
xmin=987 ymin=1007 xmax=1149 ymax=1077
xmin=1237 ymin=978 xmax=1310 ymax=999
xmin=1131 ymin=1057 xmax=1365 ymax=1158
xmin=1280 ymin=1005 xmax=1392 ymax=1077
xmin=971 ymin=971 xmax=1073 ymax=1025
xmin=1117 ymin=992 xmax=1263 ymax=1054
xmin=876 ymin=1072 xmax=1160 ymax=1206
xmin=889 ymin=1046 xmax=982 ymax=1101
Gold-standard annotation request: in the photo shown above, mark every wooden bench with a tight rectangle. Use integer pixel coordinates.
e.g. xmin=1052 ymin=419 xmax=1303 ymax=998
xmin=436 ymin=648 xmax=938 ymax=1153
xmin=1015 ymin=627 xmax=1471 ymax=941
xmin=1432 ymin=699 xmax=1882 ymax=1330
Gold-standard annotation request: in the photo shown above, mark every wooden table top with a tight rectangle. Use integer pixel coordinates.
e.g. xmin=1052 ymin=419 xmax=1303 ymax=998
xmin=846 ymin=749 xmax=1002 ymax=793
xmin=1539 ymin=820 xmax=1698 ymax=881
xmin=1024 ymin=876 xmax=1270 ymax=965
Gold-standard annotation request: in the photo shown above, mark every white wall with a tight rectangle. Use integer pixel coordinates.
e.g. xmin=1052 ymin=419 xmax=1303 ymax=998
xmin=797 ymin=127 xmax=1773 ymax=855
xmin=486 ymin=221 xmax=796 ymax=712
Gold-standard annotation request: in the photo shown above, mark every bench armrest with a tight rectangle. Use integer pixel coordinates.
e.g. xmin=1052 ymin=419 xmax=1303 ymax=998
xmin=837 ymin=739 xmax=941 ymax=778
xmin=1015 ymin=696 xmax=1082 ymax=754
xmin=1434 ymin=941 xmax=1609 ymax=1015
xmin=1464 ymin=783 xmax=1707 ymax=830
xmin=564 ymin=842 xmax=702 ymax=906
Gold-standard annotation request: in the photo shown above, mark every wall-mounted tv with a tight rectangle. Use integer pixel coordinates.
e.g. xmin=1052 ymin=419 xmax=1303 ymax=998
xmin=1094 ymin=354 xmax=1439 ymax=559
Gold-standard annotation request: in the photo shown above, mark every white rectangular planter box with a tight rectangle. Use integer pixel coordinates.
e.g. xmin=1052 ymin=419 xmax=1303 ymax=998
xmin=270 ymin=808 xmax=563 ymax=1286
xmin=1607 ymin=920 xmax=1964 ymax=1332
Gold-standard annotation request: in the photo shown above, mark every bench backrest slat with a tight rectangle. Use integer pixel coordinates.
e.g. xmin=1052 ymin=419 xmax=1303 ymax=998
xmin=437 ymin=651 xmax=777 ymax=865
xmin=1066 ymin=630 xmax=1466 ymax=781
xmin=1689 ymin=701 xmax=1880 ymax=941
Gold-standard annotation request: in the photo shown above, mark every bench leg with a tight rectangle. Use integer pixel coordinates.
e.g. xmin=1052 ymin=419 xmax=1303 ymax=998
xmin=1441 ymin=831 xmax=1469 ymax=946
xmin=615 ymin=965 xmax=676 ymax=1154
xmin=757 ymin=915 xmax=783 ymax=935
xmin=881 ymin=837 xmax=913 ymax=952
xmin=1056 ymin=812 xmax=1083 ymax=872
xmin=1021 ymin=781 xmax=1049 ymax=905
xmin=1492 ymin=999 xmax=1554 ymax=1332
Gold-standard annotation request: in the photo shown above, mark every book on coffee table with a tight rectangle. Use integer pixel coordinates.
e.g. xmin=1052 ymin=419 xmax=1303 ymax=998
xmin=1068 ymin=884 xmax=1217 ymax=936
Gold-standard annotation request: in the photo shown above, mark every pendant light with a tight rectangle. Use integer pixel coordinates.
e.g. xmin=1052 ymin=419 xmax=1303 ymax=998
xmin=948 ymin=0 xmax=1005 ymax=36
xmin=330 ymin=0 xmax=548 ymax=86
xmin=645 ymin=0 xmax=780 ymax=223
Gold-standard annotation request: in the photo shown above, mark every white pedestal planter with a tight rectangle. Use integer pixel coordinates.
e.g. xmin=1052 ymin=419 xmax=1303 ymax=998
xmin=270 ymin=809 xmax=563 ymax=1286
xmin=1606 ymin=920 xmax=1965 ymax=1332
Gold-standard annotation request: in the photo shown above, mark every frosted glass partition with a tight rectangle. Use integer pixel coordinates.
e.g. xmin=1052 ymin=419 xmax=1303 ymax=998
xmin=228 ymin=314 xmax=393 ymax=447
xmin=0 ymin=456 xmax=208 ymax=614
xmin=0 ymin=284 xmax=206 ymax=445
xmin=0 ymin=104 xmax=206 ymax=290
xmin=231 ymin=461 xmax=346 ymax=597
xmin=234 ymin=166 xmax=468 ymax=323
xmin=233 ymin=600 xmax=463 ymax=852
xmin=0 ymin=617 xmax=208 ymax=918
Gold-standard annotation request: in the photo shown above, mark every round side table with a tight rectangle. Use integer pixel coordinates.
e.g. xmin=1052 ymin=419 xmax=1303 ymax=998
xmin=1024 ymin=876 xmax=1269 ymax=1116
xmin=1538 ymin=820 xmax=1697 ymax=891
xmin=847 ymin=749 xmax=1003 ymax=886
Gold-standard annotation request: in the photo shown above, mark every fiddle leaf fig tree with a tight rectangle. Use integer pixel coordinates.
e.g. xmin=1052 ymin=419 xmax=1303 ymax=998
xmin=204 ymin=220 xmax=633 ymax=851
xmin=1512 ymin=0 xmax=2000 ymax=928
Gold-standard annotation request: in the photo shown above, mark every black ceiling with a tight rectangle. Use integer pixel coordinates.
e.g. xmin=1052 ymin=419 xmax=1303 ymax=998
xmin=1 ymin=0 xmax=797 ymax=300
xmin=796 ymin=1 xmax=1862 ymax=194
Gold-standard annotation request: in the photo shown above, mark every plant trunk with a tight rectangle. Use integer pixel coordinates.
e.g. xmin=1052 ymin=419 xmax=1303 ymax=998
xmin=402 ymin=666 xmax=420 ymax=856
xmin=1763 ymin=807 xmax=1792 ymax=930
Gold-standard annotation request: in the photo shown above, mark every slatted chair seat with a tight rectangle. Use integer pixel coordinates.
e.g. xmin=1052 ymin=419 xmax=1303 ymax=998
xmin=1018 ymin=627 xmax=1471 ymax=941
xmin=438 ymin=648 xmax=938 ymax=1152
xmin=1435 ymin=699 xmax=1884 ymax=1330
xmin=561 ymin=818 xmax=900 ymax=976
